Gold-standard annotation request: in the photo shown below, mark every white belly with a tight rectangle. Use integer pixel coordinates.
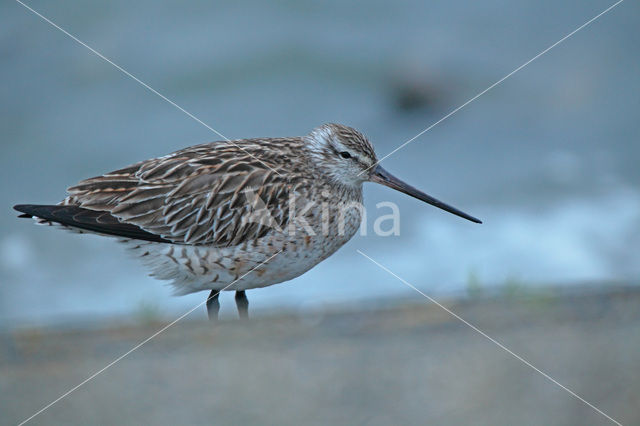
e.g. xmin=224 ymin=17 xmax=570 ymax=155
xmin=124 ymin=206 xmax=361 ymax=294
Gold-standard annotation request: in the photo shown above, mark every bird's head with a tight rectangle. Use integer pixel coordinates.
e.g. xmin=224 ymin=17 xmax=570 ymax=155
xmin=306 ymin=123 xmax=377 ymax=187
xmin=305 ymin=123 xmax=481 ymax=224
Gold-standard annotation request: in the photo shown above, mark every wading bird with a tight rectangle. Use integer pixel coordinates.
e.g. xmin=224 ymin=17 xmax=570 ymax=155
xmin=14 ymin=124 xmax=480 ymax=320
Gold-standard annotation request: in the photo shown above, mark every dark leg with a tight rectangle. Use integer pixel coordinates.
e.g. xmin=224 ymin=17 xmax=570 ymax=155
xmin=206 ymin=289 xmax=220 ymax=321
xmin=235 ymin=290 xmax=249 ymax=320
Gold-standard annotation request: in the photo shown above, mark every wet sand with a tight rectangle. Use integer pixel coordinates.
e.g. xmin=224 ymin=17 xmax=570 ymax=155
xmin=2 ymin=286 xmax=639 ymax=425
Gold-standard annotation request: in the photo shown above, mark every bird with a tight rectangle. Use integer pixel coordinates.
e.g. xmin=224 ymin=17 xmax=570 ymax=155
xmin=14 ymin=123 xmax=481 ymax=320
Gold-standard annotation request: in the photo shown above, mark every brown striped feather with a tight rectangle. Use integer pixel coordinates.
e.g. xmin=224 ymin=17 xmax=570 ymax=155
xmin=64 ymin=138 xmax=304 ymax=246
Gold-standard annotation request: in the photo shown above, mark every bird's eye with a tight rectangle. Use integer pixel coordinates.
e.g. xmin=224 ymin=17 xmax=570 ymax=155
xmin=339 ymin=151 xmax=352 ymax=159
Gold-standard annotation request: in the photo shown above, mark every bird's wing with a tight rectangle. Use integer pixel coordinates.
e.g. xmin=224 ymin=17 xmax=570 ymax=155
xmin=14 ymin=204 xmax=172 ymax=243
xmin=64 ymin=140 xmax=296 ymax=246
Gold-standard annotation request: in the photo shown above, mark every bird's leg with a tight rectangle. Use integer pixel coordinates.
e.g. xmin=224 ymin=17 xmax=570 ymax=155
xmin=206 ymin=289 xmax=220 ymax=321
xmin=235 ymin=290 xmax=249 ymax=320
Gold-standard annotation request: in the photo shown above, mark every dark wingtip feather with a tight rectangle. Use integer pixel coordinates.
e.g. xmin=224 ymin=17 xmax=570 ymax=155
xmin=14 ymin=204 xmax=31 ymax=213
xmin=13 ymin=203 xmax=171 ymax=244
xmin=14 ymin=204 xmax=36 ymax=218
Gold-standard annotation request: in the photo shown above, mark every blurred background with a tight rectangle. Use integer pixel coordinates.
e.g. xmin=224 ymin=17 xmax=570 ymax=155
xmin=1 ymin=0 xmax=639 ymax=424
xmin=1 ymin=0 xmax=638 ymax=327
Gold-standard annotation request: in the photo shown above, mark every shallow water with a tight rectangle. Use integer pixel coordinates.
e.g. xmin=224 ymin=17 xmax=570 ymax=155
xmin=1 ymin=0 xmax=638 ymax=328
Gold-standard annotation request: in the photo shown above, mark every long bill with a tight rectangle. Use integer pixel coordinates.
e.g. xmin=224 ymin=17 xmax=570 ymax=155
xmin=369 ymin=165 xmax=482 ymax=224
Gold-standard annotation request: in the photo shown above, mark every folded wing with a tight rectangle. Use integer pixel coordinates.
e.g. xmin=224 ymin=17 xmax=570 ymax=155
xmin=55 ymin=140 xmax=295 ymax=246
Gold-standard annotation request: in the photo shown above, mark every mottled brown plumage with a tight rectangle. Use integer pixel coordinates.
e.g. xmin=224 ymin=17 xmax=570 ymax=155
xmin=15 ymin=123 xmax=480 ymax=320
xmin=64 ymin=138 xmax=301 ymax=247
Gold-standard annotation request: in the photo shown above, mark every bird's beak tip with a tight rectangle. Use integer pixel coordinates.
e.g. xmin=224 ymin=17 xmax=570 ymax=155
xmin=369 ymin=165 xmax=482 ymax=224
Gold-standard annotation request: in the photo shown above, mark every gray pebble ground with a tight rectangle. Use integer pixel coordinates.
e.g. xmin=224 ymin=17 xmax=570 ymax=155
xmin=2 ymin=287 xmax=638 ymax=425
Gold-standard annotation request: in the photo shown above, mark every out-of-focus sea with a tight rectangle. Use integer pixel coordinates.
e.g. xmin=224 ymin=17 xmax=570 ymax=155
xmin=1 ymin=0 xmax=638 ymax=328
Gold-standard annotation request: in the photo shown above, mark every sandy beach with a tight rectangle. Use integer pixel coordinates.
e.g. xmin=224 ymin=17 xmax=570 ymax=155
xmin=2 ymin=286 xmax=638 ymax=425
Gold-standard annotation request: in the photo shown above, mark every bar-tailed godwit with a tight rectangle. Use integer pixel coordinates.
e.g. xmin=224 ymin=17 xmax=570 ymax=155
xmin=14 ymin=124 xmax=480 ymax=320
